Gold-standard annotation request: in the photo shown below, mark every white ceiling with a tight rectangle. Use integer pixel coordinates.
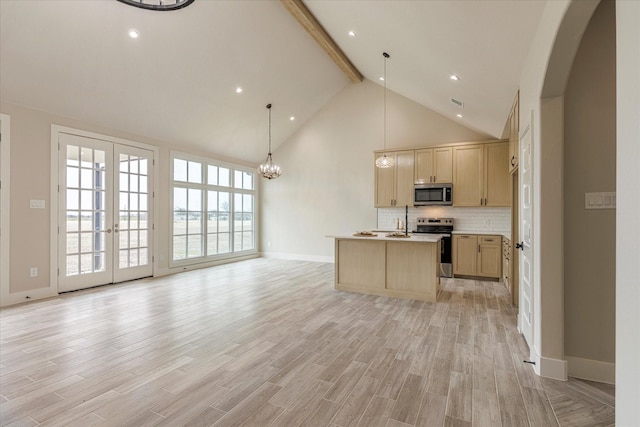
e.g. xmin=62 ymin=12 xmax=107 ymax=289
xmin=0 ymin=0 xmax=545 ymax=164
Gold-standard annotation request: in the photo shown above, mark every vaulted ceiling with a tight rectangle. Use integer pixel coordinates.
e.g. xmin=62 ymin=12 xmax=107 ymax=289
xmin=0 ymin=0 xmax=545 ymax=163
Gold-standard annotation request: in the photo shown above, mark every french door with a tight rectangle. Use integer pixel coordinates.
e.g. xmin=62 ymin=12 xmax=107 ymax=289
xmin=58 ymin=133 xmax=153 ymax=292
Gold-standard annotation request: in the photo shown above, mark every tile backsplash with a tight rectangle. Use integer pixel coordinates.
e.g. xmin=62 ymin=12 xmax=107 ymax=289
xmin=377 ymin=206 xmax=511 ymax=237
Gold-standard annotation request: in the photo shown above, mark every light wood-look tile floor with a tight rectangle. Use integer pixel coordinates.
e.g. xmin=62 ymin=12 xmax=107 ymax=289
xmin=0 ymin=258 xmax=615 ymax=426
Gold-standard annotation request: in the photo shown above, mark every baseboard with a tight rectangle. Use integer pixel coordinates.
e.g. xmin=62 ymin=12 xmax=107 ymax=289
xmin=530 ymin=346 xmax=568 ymax=381
xmin=260 ymin=252 xmax=334 ymax=264
xmin=566 ymin=356 xmax=615 ymax=384
xmin=0 ymin=287 xmax=58 ymax=307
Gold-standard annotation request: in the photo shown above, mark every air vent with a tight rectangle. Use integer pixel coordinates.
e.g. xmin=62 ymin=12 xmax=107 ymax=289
xmin=450 ymin=97 xmax=464 ymax=108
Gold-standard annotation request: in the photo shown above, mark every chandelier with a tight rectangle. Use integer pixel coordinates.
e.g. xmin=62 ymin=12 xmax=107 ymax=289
xmin=116 ymin=0 xmax=195 ymax=11
xmin=258 ymin=104 xmax=282 ymax=180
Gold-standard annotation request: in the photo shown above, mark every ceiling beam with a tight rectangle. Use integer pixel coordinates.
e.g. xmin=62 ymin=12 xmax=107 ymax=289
xmin=280 ymin=0 xmax=363 ymax=83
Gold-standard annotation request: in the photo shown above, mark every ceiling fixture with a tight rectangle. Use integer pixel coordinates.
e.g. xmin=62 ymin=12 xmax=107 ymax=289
xmin=289 ymin=116 xmax=295 ymax=121
xmin=258 ymin=104 xmax=282 ymax=180
xmin=116 ymin=0 xmax=195 ymax=11
xmin=348 ymin=30 xmax=356 ymax=37
xmin=128 ymin=29 xmax=139 ymax=39
xmin=456 ymin=114 xmax=463 ymax=118
xmin=236 ymin=87 xmax=243 ymax=94
xmin=449 ymin=74 xmax=460 ymax=81
xmin=376 ymin=52 xmax=394 ymax=169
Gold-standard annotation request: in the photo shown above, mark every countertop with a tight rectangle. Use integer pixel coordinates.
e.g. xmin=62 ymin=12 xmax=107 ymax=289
xmin=328 ymin=233 xmax=442 ymax=243
xmin=452 ymin=230 xmax=511 ymax=240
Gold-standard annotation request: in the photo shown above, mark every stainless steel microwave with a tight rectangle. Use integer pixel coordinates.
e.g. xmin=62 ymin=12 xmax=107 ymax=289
xmin=414 ymin=183 xmax=453 ymax=206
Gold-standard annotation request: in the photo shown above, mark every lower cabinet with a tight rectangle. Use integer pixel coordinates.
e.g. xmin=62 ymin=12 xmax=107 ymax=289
xmin=453 ymin=234 xmax=502 ymax=279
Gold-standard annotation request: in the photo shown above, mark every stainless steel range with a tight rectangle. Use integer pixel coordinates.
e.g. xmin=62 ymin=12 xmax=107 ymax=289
xmin=413 ymin=217 xmax=454 ymax=277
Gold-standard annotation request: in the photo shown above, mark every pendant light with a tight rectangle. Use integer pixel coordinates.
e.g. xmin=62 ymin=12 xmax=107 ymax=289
xmin=258 ymin=103 xmax=282 ymax=180
xmin=375 ymin=52 xmax=394 ymax=168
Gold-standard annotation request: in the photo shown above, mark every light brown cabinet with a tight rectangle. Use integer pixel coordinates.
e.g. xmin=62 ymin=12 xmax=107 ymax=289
xmin=375 ymin=150 xmax=415 ymax=207
xmin=453 ymin=234 xmax=478 ymax=276
xmin=453 ymin=142 xmax=510 ymax=207
xmin=453 ymin=234 xmax=502 ymax=278
xmin=415 ymin=147 xmax=453 ymax=184
xmin=508 ymin=91 xmax=519 ymax=174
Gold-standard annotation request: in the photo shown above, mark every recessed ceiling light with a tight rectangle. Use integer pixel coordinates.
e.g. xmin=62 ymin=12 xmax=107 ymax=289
xmin=289 ymin=116 xmax=295 ymax=121
xmin=128 ymin=29 xmax=140 ymax=39
xmin=348 ymin=30 xmax=356 ymax=37
xmin=235 ymin=87 xmax=243 ymax=94
xmin=379 ymin=77 xmax=384 ymax=81
xmin=449 ymin=74 xmax=460 ymax=81
xmin=456 ymin=114 xmax=463 ymax=118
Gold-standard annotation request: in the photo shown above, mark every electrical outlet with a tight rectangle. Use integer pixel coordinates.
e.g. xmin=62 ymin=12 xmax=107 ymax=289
xmin=29 ymin=267 xmax=38 ymax=278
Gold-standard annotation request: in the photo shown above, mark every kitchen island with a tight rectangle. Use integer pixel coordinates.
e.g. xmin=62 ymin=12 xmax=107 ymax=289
xmin=329 ymin=234 xmax=441 ymax=302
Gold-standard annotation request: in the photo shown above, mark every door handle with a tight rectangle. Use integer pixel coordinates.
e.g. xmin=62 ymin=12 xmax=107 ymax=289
xmin=515 ymin=242 xmax=524 ymax=251
xmin=106 ymin=228 xmax=112 ymax=233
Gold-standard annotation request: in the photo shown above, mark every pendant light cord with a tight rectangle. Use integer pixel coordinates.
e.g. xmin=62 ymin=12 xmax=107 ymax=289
xmin=267 ymin=103 xmax=272 ymax=156
xmin=383 ymin=52 xmax=389 ymax=150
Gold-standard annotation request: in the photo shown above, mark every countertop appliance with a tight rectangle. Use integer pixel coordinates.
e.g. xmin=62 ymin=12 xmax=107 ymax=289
xmin=414 ymin=183 xmax=453 ymax=206
xmin=413 ymin=217 xmax=454 ymax=277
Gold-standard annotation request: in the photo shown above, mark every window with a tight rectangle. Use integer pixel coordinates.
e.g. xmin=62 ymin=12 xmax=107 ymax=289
xmin=171 ymin=153 xmax=256 ymax=264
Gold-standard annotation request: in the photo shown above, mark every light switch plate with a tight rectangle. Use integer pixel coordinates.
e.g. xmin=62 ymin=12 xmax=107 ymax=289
xmin=30 ymin=199 xmax=45 ymax=209
xmin=585 ymin=192 xmax=616 ymax=210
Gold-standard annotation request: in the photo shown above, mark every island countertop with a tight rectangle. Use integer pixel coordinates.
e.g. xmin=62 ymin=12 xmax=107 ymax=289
xmin=327 ymin=233 xmax=442 ymax=243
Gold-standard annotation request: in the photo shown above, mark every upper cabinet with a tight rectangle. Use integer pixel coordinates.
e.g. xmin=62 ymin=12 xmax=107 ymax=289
xmin=453 ymin=141 xmax=510 ymax=207
xmin=415 ymin=147 xmax=453 ymax=184
xmin=508 ymin=91 xmax=520 ymax=174
xmin=452 ymin=145 xmax=484 ymax=207
xmin=374 ymin=150 xmax=415 ymax=207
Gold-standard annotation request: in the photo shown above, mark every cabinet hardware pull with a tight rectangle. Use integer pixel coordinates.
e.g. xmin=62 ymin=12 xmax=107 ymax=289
xmin=478 ymin=245 xmax=480 ymax=253
xmin=480 ymin=198 xmax=483 ymax=206
xmin=511 ymin=156 xmax=516 ymax=167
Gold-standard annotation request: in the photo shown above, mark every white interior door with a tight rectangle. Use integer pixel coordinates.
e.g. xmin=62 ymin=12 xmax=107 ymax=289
xmin=519 ymin=123 xmax=534 ymax=347
xmin=58 ymin=133 xmax=153 ymax=292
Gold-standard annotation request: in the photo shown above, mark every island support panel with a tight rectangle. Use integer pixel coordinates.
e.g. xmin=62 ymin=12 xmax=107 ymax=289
xmin=334 ymin=238 xmax=441 ymax=302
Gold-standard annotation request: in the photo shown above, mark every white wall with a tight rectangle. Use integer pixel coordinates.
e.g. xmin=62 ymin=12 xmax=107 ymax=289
xmin=259 ymin=79 xmax=488 ymax=261
xmin=564 ymin=0 xmax=616 ymax=381
xmin=0 ymin=102 xmax=257 ymax=306
xmin=615 ymin=0 xmax=640 ymax=423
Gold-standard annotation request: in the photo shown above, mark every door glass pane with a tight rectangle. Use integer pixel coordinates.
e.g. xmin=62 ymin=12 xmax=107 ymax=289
xmin=67 ymin=145 xmax=79 ymax=166
xmin=67 ymin=167 xmax=79 ymax=188
xmin=117 ymin=149 xmax=153 ymax=271
xmin=67 ymin=190 xmax=79 ymax=210
xmin=81 ymin=168 xmax=93 ymax=189
xmin=139 ymin=158 xmax=148 ymax=175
